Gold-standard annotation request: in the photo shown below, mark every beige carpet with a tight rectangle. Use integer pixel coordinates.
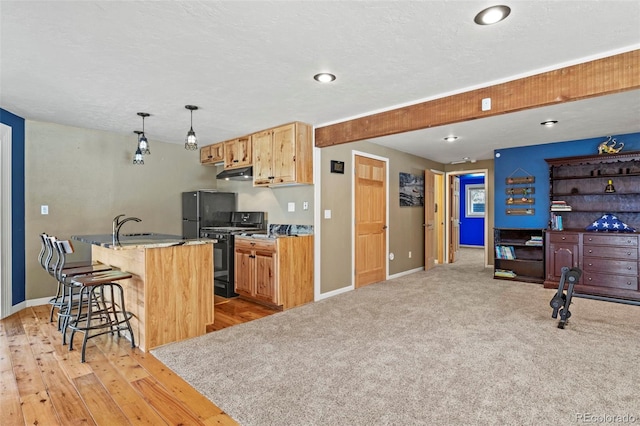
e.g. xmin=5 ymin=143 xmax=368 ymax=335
xmin=152 ymin=248 xmax=640 ymax=425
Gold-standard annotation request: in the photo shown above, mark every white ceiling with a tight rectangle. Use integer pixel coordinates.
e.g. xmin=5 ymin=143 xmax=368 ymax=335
xmin=1 ymin=1 xmax=639 ymax=164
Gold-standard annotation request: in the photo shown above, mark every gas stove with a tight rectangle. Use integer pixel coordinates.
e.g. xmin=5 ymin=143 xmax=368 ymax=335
xmin=200 ymin=211 xmax=267 ymax=298
xmin=200 ymin=212 xmax=266 ymax=239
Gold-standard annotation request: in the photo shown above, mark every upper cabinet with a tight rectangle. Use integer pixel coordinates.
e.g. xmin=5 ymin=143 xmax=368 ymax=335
xmin=200 ymin=142 xmax=224 ymax=165
xmin=223 ymin=136 xmax=252 ymax=170
xmin=252 ymin=122 xmax=313 ymax=187
xmin=546 ymin=151 xmax=640 ymax=230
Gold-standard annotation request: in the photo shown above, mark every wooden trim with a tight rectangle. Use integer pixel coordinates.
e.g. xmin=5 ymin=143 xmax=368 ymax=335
xmin=315 ymin=50 xmax=640 ymax=147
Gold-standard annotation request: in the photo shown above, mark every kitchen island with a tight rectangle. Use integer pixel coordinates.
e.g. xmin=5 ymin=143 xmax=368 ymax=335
xmin=72 ymin=233 xmax=214 ymax=351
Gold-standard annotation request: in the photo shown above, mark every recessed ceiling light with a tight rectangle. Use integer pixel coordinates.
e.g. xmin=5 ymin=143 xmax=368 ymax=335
xmin=541 ymin=120 xmax=558 ymax=127
xmin=313 ymin=73 xmax=336 ymax=83
xmin=444 ymin=136 xmax=458 ymax=142
xmin=474 ymin=5 xmax=511 ymax=25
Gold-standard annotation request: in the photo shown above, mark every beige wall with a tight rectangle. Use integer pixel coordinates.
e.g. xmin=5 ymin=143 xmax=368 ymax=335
xmin=216 ymin=172 xmax=314 ymax=226
xmin=319 ymin=140 xmax=443 ymax=294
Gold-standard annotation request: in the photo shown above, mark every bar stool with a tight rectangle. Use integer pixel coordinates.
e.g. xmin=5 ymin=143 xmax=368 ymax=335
xmin=40 ymin=234 xmax=112 ymax=324
xmin=68 ymin=270 xmax=136 ymax=362
xmin=51 ymin=239 xmax=113 ymax=342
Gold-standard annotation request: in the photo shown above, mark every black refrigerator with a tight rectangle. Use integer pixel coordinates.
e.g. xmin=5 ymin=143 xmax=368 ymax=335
xmin=181 ymin=191 xmax=236 ymax=238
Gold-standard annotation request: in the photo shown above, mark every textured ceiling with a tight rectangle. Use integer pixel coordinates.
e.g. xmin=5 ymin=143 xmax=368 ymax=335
xmin=1 ymin=1 xmax=639 ymax=164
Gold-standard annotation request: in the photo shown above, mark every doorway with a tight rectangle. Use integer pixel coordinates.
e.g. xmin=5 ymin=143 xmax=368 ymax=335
xmin=353 ymin=152 xmax=388 ymax=288
xmin=444 ymin=169 xmax=489 ymax=267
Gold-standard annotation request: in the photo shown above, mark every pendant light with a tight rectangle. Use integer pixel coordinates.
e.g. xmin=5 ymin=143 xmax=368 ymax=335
xmin=184 ymin=105 xmax=199 ymax=150
xmin=137 ymin=112 xmax=151 ymax=154
xmin=133 ymin=130 xmax=144 ymax=165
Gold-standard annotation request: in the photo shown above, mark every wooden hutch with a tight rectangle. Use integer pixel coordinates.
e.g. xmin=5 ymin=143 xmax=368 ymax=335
xmin=544 ymin=151 xmax=640 ymax=302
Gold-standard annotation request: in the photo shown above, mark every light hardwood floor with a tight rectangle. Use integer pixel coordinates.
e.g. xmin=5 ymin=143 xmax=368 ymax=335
xmin=0 ymin=297 xmax=278 ymax=425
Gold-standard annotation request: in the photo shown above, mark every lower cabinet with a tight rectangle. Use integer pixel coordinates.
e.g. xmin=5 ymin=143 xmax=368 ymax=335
xmin=235 ymin=239 xmax=277 ymax=305
xmin=234 ymin=235 xmax=314 ymax=309
xmin=545 ymin=231 xmax=580 ymax=284
xmin=544 ymin=230 xmax=640 ymax=301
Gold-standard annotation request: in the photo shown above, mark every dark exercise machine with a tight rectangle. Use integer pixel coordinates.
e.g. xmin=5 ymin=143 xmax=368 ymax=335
xmin=549 ymin=266 xmax=640 ymax=329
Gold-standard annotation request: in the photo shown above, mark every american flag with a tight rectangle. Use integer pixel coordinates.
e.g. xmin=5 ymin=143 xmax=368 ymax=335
xmin=585 ymin=214 xmax=636 ymax=232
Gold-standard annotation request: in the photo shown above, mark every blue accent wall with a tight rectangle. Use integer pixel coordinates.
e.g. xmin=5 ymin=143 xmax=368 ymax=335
xmin=0 ymin=108 xmax=26 ymax=305
xmin=494 ymin=132 xmax=640 ymax=229
xmin=460 ymin=174 xmax=485 ymax=246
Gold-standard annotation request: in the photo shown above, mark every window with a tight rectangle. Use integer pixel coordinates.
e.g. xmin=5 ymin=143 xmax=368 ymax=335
xmin=466 ymin=184 xmax=485 ymax=217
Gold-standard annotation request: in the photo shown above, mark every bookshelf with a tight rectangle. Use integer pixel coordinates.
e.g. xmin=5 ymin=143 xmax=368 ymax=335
xmin=494 ymin=228 xmax=545 ymax=283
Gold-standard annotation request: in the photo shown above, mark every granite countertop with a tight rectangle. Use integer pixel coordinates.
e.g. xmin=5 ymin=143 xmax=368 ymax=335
xmin=72 ymin=233 xmax=216 ymax=250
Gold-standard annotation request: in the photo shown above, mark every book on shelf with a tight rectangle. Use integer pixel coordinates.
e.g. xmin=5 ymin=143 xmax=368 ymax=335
xmin=494 ymin=269 xmax=517 ymax=278
xmin=495 ymin=245 xmax=516 ymax=259
xmin=525 ymin=237 xmax=543 ymax=246
xmin=550 ymin=213 xmax=564 ymax=231
xmin=551 ymin=200 xmax=572 ymax=211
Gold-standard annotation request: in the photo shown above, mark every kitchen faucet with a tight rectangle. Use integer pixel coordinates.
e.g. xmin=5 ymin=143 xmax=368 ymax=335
xmin=112 ymin=214 xmax=142 ymax=244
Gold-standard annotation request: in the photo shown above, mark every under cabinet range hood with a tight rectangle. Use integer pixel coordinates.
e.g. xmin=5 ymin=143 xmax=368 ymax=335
xmin=216 ymin=166 xmax=253 ymax=181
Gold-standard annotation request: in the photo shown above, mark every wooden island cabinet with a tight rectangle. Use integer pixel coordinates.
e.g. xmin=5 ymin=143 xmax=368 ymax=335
xmin=234 ymin=235 xmax=313 ymax=310
xmin=88 ymin=241 xmax=214 ymax=351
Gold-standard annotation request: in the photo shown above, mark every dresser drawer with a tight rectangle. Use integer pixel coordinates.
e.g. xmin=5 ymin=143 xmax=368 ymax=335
xmin=547 ymin=232 xmax=579 ymax=244
xmin=583 ymin=245 xmax=639 ymax=260
xmin=583 ymin=233 xmax=638 ymax=247
xmin=582 ymin=257 xmax=638 ymax=275
xmin=582 ymin=271 xmax=638 ymax=291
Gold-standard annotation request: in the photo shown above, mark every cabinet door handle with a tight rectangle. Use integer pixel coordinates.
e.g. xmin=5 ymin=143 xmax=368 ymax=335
xmin=627 ymin=252 xmax=632 ymax=256
xmin=627 ymin=282 xmax=632 ymax=286
xmin=561 ymin=237 xmax=566 ymax=240
xmin=588 ymin=277 xmax=593 ymax=281
xmin=627 ymin=266 xmax=632 ymax=270
xmin=588 ymin=249 xmax=593 ymax=253
xmin=588 ymin=263 xmax=593 ymax=266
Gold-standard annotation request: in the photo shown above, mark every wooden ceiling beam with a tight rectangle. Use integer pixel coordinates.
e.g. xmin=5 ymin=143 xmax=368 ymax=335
xmin=314 ymin=49 xmax=640 ymax=148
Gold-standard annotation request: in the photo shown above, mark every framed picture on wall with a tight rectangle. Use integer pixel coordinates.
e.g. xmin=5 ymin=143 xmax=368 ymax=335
xmin=399 ymin=172 xmax=424 ymax=207
xmin=466 ymin=184 xmax=485 ymax=217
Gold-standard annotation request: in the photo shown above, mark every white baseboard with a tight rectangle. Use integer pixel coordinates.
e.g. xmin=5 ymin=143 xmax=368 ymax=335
xmin=389 ymin=267 xmax=424 ymax=280
xmin=27 ymin=297 xmax=51 ymax=307
xmin=316 ymin=284 xmax=354 ymax=301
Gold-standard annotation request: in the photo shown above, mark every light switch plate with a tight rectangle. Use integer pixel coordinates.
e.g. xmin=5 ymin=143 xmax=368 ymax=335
xmin=288 ymin=202 xmax=295 ymax=212
xmin=41 ymin=205 xmax=49 ymax=215
xmin=324 ymin=209 xmax=331 ymax=219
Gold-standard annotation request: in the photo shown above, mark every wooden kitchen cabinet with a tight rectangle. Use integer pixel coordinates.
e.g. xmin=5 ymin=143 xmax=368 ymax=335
xmin=252 ymin=122 xmax=313 ymax=187
xmin=234 ymin=235 xmax=314 ymax=309
xmin=224 ymin=136 xmax=252 ymax=169
xmin=200 ymin=142 xmax=224 ymax=164
xmin=234 ymin=238 xmax=278 ymax=305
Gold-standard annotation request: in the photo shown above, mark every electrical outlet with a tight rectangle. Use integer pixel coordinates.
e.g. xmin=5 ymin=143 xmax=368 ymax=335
xmin=41 ymin=205 xmax=49 ymax=215
xmin=303 ymin=201 xmax=309 ymax=210
xmin=481 ymin=97 xmax=491 ymax=111
xmin=324 ymin=209 xmax=331 ymax=219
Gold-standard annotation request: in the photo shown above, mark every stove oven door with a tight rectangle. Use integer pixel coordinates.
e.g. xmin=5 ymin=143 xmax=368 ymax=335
xmin=213 ymin=235 xmax=238 ymax=298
